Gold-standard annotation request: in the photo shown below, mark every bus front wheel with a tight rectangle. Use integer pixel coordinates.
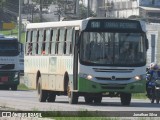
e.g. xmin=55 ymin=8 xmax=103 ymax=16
xmin=67 ymin=83 xmax=78 ymax=104
xmin=120 ymin=93 xmax=131 ymax=106
xmin=37 ymin=79 xmax=48 ymax=102
xmin=84 ymin=96 xmax=94 ymax=104
xmin=94 ymin=95 xmax=102 ymax=104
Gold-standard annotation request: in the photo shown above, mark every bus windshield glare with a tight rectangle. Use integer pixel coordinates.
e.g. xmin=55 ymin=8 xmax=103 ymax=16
xmin=80 ymin=32 xmax=146 ymax=66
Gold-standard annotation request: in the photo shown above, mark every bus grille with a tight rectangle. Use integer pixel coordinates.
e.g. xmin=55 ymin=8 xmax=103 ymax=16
xmin=93 ymin=68 xmax=134 ymax=73
xmin=96 ymin=77 xmax=131 ymax=81
xmin=0 ymin=64 xmax=15 ymax=69
xmin=101 ymin=84 xmax=126 ymax=89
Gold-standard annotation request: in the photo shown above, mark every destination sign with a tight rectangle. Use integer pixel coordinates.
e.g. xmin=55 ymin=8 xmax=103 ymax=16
xmin=85 ymin=19 xmax=142 ymax=32
xmin=105 ymin=22 xmax=137 ymax=29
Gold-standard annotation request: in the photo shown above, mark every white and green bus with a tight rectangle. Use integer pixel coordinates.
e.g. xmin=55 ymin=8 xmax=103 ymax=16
xmin=25 ymin=18 xmax=148 ymax=105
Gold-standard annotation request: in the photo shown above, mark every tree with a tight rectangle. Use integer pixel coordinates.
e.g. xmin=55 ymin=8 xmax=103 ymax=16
xmin=0 ymin=0 xmax=17 ymax=22
xmin=52 ymin=0 xmax=96 ymax=20
xmin=79 ymin=4 xmax=96 ymax=19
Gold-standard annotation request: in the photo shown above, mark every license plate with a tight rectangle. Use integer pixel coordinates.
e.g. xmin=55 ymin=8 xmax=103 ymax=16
xmin=1 ymin=76 xmax=8 ymax=82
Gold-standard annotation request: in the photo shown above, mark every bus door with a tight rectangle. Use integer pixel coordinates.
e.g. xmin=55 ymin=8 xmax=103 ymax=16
xmin=73 ymin=28 xmax=80 ymax=91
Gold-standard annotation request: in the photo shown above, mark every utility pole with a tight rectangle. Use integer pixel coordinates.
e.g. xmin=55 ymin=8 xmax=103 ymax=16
xmin=40 ymin=0 xmax=42 ymax=22
xmin=76 ymin=0 xmax=79 ymax=18
xmin=87 ymin=0 xmax=90 ymax=17
xmin=18 ymin=0 xmax=22 ymax=43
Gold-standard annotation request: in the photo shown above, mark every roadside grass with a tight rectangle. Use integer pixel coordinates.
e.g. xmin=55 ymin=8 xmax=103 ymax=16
xmin=51 ymin=117 xmax=119 ymax=120
xmin=0 ymin=28 xmax=25 ymax=43
xmin=17 ymin=83 xmax=30 ymax=91
xmin=132 ymin=93 xmax=147 ymax=99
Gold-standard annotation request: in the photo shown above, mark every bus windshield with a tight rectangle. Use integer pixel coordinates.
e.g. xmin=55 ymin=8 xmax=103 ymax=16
xmin=80 ymin=32 xmax=146 ymax=67
xmin=0 ymin=42 xmax=19 ymax=56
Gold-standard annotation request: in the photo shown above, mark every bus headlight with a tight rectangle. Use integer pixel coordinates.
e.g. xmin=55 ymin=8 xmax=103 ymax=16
xmin=134 ymin=76 xmax=141 ymax=80
xmin=134 ymin=75 xmax=145 ymax=81
xmin=14 ymin=72 xmax=19 ymax=79
xmin=87 ymin=75 xmax=93 ymax=80
xmin=79 ymin=73 xmax=93 ymax=80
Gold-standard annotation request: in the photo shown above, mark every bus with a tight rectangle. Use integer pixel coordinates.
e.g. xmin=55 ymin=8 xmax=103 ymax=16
xmin=25 ymin=18 xmax=148 ymax=105
xmin=0 ymin=35 xmax=20 ymax=90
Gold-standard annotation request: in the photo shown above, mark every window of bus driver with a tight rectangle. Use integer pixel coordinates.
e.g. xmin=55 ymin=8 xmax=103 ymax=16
xmin=80 ymin=32 xmax=146 ymax=66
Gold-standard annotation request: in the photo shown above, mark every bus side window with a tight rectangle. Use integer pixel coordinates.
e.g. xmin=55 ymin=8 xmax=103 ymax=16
xmin=25 ymin=31 xmax=30 ymax=55
xmin=32 ymin=30 xmax=38 ymax=55
xmin=42 ymin=30 xmax=46 ymax=55
xmin=63 ymin=29 xmax=67 ymax=54
xmin=38 ymin=30 xmax=43 ymax=55
xmin=26 ymin=31 xmax=33 ymax=55
xmin=51 ymin=29 xmax=57 ymax=54
xmin=36 ymin=31 xmax=39 ymax=54
xmin=45 ymin=29 xmax=51 ymax=55
xmin=66 ymin=28 xmax=73 ymax=55
xmin=58 ymin=28 xmax=65 ymax=55
xmin=56 ymin=29 xmax=60 ymax=54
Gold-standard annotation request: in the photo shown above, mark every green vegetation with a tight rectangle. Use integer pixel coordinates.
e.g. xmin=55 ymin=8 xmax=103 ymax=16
xmin=17 ymin=83 xmax=29 ymax=91
xmin=132 ymin=93 xmax=147 ymax=99
xmin=52 ymin=117 xmax=119 ymax=120
xmin=0 ymin=28 xmax=25 ymax=43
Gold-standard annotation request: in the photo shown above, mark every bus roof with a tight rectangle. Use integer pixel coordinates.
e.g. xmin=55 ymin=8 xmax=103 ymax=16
xmin=26 ymin=19 xmax=83 ymax=30
xmin=26 ymin=17 xmax=145 ymax=31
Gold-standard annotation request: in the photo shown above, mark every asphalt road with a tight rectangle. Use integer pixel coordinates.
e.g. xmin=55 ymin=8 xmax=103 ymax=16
xmin=0 ymin=76 xmax=160 ymax=119
xmin=0 ymin=90 xmax=160 ymax=112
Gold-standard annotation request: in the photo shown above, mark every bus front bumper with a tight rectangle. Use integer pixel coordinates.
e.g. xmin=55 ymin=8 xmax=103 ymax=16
xmin=0 ymin=71 xmax=20 ymax=86
xmin=78 ymin=78 xmax=146 ymax=93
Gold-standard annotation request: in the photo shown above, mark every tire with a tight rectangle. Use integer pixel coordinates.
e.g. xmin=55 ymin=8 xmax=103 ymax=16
xmin=156 ymin=98 xmax=159 ymax=104
xmin=11 ymin=85 xmax=17 ymax=91
xmin=151 ymin=89 xmax=155 ymax=103
xmin=84 ymin=96 xmax=94 ymax=104
xmin=155 ymin=90 xmax=160 ymax=104
xmin=120 ymin=93 xmax=131 ymax=106
xmin=67 ymin=82 xmax=78 ymax=104
xmin=47 ymin=92 xmax=56 ymax=102
xmin=93 ymin=95 xmax=102 ymax=104
xmin=37 ymin=79 xmax=48 ymax=102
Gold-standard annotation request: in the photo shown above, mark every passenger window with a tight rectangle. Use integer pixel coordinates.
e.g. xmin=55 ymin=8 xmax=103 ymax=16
xmin=38 ymin=30 xmax=43 ymax=55
xmin=42 ymin=30 xmax=46 ymax=55
xmin=66 ymin=28 xmax=73 ymax=54
xmin=26 ymin=31 xmax=33 ymax=55
xmin=51 ymin=29 xmax=58 ymax=54
xmin=32 ymin=30 xmax=38 ymax=55
xmin=45 ymin=29 xmax=51 ymax=54
xmin=58 ymin=28 xmax=65 ymax=55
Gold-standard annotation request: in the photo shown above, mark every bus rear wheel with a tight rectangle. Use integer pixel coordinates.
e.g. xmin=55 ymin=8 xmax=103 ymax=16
xmin=120 ymin=93 xmax=131 ymax=106
xmin=37 ymin=79 xmax=48 ymax=102
xmin=47 ymin=92 xmax=56 ymax=102
xmin=67 ymin=83 xmax=78 ymax=104
xmin=11 ymin=85 xmax=17 ymax=91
